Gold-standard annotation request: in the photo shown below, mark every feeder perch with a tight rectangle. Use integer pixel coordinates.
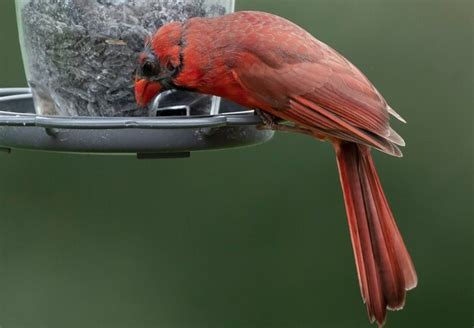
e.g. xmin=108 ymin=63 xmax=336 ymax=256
xmin=0 ymin=88 xmax=274 ymax=158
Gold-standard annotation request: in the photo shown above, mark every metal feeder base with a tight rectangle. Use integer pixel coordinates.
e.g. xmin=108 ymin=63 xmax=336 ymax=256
xmin=0 ymin=88 xmax=274 ymax=159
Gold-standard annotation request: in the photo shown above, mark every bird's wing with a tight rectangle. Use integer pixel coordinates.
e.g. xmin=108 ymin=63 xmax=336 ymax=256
xmin=231 ymin=43 xmax=405 ymax=156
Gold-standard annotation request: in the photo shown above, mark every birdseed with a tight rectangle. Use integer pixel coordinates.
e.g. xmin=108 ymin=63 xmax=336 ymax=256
xmin=19 ymin=0 xmax=227 ymax=116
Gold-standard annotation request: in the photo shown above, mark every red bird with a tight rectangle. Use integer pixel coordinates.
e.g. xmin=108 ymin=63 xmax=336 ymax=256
xmin=135 ymin=11 xmax=417 ymax=326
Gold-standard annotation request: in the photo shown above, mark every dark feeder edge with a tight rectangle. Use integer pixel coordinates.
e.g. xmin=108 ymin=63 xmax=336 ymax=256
xmin=0 ymin=88 xmax=274 ymax=159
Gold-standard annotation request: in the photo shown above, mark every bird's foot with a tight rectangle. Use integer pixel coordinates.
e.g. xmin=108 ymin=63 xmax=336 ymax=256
xmin=256 ymin=109 xmax=315 ymax=137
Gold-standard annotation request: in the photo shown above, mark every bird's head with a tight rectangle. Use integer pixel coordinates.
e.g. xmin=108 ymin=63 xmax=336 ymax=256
xmin=134 ymin=22 xmax=184 ymax=107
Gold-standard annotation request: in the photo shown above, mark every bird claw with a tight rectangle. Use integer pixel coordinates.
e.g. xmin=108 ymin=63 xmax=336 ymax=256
xmin=255 ymin=109 xmax=316 ymax=137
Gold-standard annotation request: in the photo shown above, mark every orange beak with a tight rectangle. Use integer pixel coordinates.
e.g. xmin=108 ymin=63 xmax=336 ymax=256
xmin=134 ymin=79 xmax=162 ymax=107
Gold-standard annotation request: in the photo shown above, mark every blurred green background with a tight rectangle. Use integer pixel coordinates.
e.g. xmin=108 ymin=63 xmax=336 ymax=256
xmin=0 ymin=0 xmax=472 ymax=327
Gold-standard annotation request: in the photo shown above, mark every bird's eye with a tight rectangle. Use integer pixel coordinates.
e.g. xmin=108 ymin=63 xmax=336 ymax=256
xmin=142 ymin=60 xmax=155 ymax=77
xmin=166 ymin=61 xmax=177 ymax=73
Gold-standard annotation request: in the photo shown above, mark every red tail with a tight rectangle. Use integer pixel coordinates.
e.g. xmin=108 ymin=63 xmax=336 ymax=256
xmin=335 ymin=141 xmax=417 ymax=326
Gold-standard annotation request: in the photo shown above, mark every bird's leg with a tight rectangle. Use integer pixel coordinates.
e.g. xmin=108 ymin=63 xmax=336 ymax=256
xmin=256 ymin=109 xmax=317 ymax=137
xmin=255 ymin=109 xmax=288 ymax=129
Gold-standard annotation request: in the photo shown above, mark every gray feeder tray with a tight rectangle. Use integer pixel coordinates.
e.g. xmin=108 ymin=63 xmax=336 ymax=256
xmin=0 ymin=88 xmax=274 ymax=159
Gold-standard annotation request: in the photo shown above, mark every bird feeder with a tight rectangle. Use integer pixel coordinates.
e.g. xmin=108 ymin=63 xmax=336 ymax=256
xmin=1 ymin=0 xmax=274 ymax=158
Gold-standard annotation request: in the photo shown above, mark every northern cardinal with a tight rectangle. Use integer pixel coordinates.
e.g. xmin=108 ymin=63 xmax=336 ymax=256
xmin=134 ymin=11 xmax=417 ymax=326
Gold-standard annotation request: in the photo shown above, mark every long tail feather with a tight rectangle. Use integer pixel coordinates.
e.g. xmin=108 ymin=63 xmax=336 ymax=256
xmin=334 ymin=141 xmax=417 ymax=326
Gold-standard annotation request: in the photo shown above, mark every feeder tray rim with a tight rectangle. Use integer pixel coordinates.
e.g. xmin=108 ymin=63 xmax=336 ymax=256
xmin=0 ymin=90 xmax=264 ymax=129
xmin=0 ymin=87 xmax=274 ymax=158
